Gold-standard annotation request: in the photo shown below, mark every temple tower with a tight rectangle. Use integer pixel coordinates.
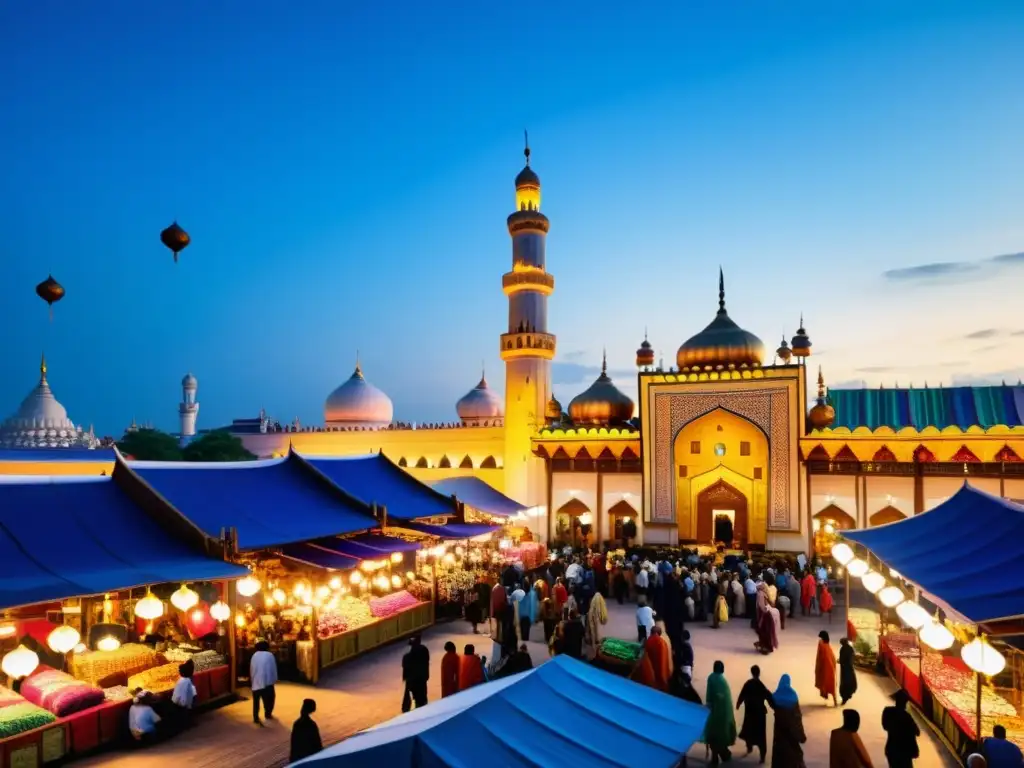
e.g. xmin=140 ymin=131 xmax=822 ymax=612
xmin=179 ymin=373 xmax=199 ymax=446
xmin=501 ymin=136 xmax=555 ymax=506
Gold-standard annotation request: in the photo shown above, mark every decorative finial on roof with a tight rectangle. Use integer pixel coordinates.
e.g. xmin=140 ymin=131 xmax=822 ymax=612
xmin=524 ymin=129 xmax=530 ymax=165
xmin=644 ymin=326 xmax=648 ymax=341
xmin=718 ymin=267 xmax=726 ymax=314
xmin=354 ymin=350 xmax=362 ymax=376
xmin=817 ymin=366 xmax=826 ymax=398
xmin=601 ymin=347 xmax=608 ymax=375
xmin=40 ymin=352 xmax=47 ymax=380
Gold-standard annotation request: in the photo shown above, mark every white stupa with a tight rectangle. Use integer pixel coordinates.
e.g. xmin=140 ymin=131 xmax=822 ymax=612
xmin=0 ymin=354 xmax=99 ymax=449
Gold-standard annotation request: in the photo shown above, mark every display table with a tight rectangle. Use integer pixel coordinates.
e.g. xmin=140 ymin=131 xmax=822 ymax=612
xmin=317 ymin=601 xmax=433 ymax=676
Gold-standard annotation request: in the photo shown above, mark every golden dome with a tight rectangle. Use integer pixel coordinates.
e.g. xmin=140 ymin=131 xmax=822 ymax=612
xmin=677 ymin=270 xmax=764 ymax=370
xmin=545 ymin=395 xmax=563 ymax=423
xmin=568 ymin=353 xmax=635 ymax=426
xmin=776 ymin=336 xmax=792 ymax=363
xmin=515 ymin=136 xmax=540 ymax=189
xmin=791 ymin=315 xmax=811 ymax=357
xmin=808 ymin=367 xmax=835 ymax=430
xmin=636 ymin=331 xmax=655 ymax=368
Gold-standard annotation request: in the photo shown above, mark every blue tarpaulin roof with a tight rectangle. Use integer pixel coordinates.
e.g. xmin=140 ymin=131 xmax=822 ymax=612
xmin=280 ymin=543 xmax=361 ymax=571
xmin=0 ymin=448 xmax=116 ymax=462
xmin=430 ymin=477 xmax=526 ymax=518
xmin=843 ymin=484 xmax=1024 ymax=624
xmin=402 ymin=522 xmax=500 ymax=539
xmin=0 ymin=476 xmax=248 ymax=611
xmin=346 ymin=533 xmax=421 ymax=552
xmin=312 ymin=537 xmax=403 ymax=560
xmin=827 ymin=384 xmax=1024 ymax=431
xmin=302 ymin=453 xmax=456 ymax=521
xmin=130 ymin=456 xmax=378 ymax=550
xmin=293 ymin=655 xmax=708 ymax=768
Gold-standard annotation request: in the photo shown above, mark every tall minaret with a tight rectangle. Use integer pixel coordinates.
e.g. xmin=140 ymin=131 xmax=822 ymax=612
xmin=502 ymin=134 xmax=555 ymax=506
xmin=179 ymin=372 xmax=199 ymax=446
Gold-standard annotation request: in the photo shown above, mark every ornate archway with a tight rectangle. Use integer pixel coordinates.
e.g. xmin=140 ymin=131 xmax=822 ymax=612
xmin=607 ymin=499 xmax=637 ymax=543
xmin=813 ymin=503 xmax=856 ymax=530
xmin=869 ymin=505 xmax=906 ymax=526
xmin=555 ymin=497 xmax=591 ymax=547
xmin=696 ymin=479 xmax=748 ymax=547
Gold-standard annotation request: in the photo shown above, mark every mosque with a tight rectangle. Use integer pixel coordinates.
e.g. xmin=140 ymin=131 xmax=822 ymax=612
xmin=5 ymin=145 xmax=1024 ymax=553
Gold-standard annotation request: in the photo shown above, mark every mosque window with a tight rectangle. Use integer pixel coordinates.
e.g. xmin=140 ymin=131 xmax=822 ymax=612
xmin=678 ymin=466 xmax=687 ymax=477
xmin=690 ymin=441 xmax=701 ymax=454
xmin=459 ymin=455 xmax=473 ymax=468
xmin=714 ymin=443 xmax=726 ymax=457
xmin=740 ymin=441 xmax=751 ymax=456
xmin=753 ymin=467 xmax=763 ymax=480
xmin=480 ymin=456 xmax=497 ymax=469
xmin=398 ymin=457 xmax=408 ymax=467
xmin=415 ymin=457 xmax=429 ymax=468
xmin=438 ymin=455 xmax=451 ymax=468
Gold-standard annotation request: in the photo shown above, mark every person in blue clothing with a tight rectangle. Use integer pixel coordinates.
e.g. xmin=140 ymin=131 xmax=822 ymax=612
xmin=984 ymin=724 xmax=1024 ymax=767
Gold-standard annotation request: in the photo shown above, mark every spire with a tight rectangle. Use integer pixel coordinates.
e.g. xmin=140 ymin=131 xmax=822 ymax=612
xmin=354 ymin=350 xmax=362 ymax=376
xmin=644 ymin=326 xmax=648 ymax=342
xmin=718 ymin=267 xmax=726 ymax=314
xmin=799 ymin=312 xmax=805 ymax=331
xmin=40 ymin=352 xmax=47 ymax=381
xmin=817 ymin=366 xmax=826 ymax=399
xmin=524 ymin=129 xmax=530 ymax=165
xmin=601 ymin=348 xmax=607 ymax=375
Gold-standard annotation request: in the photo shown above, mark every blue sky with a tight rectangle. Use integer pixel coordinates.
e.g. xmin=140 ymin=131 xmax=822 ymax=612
xmin=2 ymin=1 xmax=1023 ymax=435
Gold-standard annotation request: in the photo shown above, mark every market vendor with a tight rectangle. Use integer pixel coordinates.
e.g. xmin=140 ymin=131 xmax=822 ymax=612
xmin=129 ymin=688 xmax=162 ymax=743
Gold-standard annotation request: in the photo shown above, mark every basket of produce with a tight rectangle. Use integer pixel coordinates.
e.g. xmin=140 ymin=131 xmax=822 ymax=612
xmin=594 ymin=638 xmax=644 ymax=677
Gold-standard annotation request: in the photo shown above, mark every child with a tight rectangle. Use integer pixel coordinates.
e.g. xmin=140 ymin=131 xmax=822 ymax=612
xmin=170 ymin=660 xmax=196 ymax=732
xmin=819 ymin=582 xmax=834 ymax=623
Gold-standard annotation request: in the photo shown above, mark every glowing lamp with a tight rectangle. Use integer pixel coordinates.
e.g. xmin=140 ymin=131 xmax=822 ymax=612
xmin=134 ymin=591 xmax=164 ymax=621
xmin=861 ymin=571 xmax=886 ymax=594
xmin=405 ymin=571 xmax=415 ymax=581
xmin=96 ymin=636 xmax=121 ymax=652
xmin=961 ymin=635 xmax=1006 ymax=677
xmin=2 ymin=645 xmax=39 ymax=679
xmin=889 ymin=569 xmax=901 ymax=580
xmin=72 ymin=643 xmax=87 ymax=654
xmin=47 ymin=625 xmax=81 ymax=654
xmin=272 ymin=588 xmax=286 ymax=603
xmin=919 ymin=620 xmax=954 ymax=651
xmin=210 ymin=601 xmax=230 ymax=622
xmin=391 ymin=574 xmax=402 ymax=588
xmin=293 ymin=582 xmax=308 ymax=598
xmin=237 ymin=575 xmax=261 ymax=598
xmin=316 ymin=585 xmax=331 ymax=600
xmin=328 ymin=577 xmax=341 ymax=590
xmin=0 ymin=625 xmax=15 ymax=639
xmin=350 ymin=571 xmax=363 ymax=585
xmin=813 ymin=518 xmax=821 ymax=531
xmin=391 ymin=552 xmax=403 ymax=564
xmin=846 ymin=558 xmax=869 ymax=578
xmin=454 ymin=546 xmax=465 ymax=557
xmin=235 ymin=613 xmax=246 ymax=628
xmin=878 ymin=586 xmax=905 ymax=609
xmin=895 ymin=601 xmax=930 ymax=630
xmin=170 ymin=584 xmax=199 ymax=612
xmin=360 ymin=560 xmax=375 ymax=572
xmin=824 ymin=523 xmax=835 ymax=534
xmin=831 ymin=542 xmax=854 ymax=565
xmin=578 ymin=513 xmax=593 ymax=526
xmin=443 ymin=553 xmax=456 ymax=565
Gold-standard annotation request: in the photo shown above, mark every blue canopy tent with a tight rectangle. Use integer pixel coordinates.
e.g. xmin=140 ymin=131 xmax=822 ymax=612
xmin=279 ymin=543 xmax=361 ymax=572
xmin=293 ymin=655 xmax=708 ymax=767
xmin=300 ymin=452 xmax=457 ymax=521
xmin=345 ymin=533 xmax=421 ymax=552
xmin=0 ymin=476 xmax=248 ymax=611
xmin=430 ymin=477 xmax=527 ymax=518
xmin=128 ymin=455 xmax=380 ymax=551
xmin=843 ymin=483 xmax=1024 ymax=624
xmin=400 ymin=522 xmax=500 ymax=539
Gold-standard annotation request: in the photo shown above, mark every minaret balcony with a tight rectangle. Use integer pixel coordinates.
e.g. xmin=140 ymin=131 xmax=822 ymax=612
xmin=502 ymin=269 xmax=555 ymax=296
xmin=506 ymin=210 xmax=550 ymax=235
xmin=500 ymin=332 xmax=556 ymax=361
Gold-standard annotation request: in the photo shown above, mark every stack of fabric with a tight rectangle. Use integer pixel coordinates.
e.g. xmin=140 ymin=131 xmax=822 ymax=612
xmin=20 ymin=667 xmax=106 ymax=717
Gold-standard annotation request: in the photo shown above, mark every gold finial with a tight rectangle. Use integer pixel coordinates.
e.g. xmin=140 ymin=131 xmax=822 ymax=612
xmin=817 ymin=366 xmax=826 ymax=398
xmin=718 ymin=267 xmax=726 ymax=314
xmin=40 ymin=352 xmax=47 ymax=379
xmin=354 ymin=350 xmax=362 ymax=376
xmin=524 ymin=129 xmax=530 ymax=165
xmin=601 ymin=348 xmax=607 ymax=375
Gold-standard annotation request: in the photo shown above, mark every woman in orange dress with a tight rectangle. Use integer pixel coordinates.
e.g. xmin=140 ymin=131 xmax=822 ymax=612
xmin=644 ymin=627 xmax=672 ymax=691
xmin=458 ymin=643 xmax=485 ymax=691
xmin=819 ymin=583 xmax=834 ymax=622
xmin=814 ymin=630 xmax=838 ymax=706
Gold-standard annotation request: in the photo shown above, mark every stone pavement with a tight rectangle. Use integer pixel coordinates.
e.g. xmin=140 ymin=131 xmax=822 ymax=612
xmin=76 ymin=601 xmax=957 ymax=767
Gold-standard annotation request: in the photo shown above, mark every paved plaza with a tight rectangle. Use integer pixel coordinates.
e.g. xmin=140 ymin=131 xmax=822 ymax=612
xmin=77 ymin=601 xmax=957 ymax=767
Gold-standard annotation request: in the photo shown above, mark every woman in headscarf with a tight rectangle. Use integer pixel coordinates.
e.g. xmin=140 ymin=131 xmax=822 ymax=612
xmin=585 ymin=591 xmax=608 ymax=656
xmin=838 ymin=636 xmax=857 ymax=705
xmin=490 ymin=582 xmax=507 ymax=638
xmin=703 ymin=660 xmax=737 ymax=766
xmin=820 ymin=581 xmax=834 ymax=622
xmin=669 ymin=668 xmax=703 ymax=705
xmin=736 ymin=664 xmax=773 ymax=764
xmin=830 ymin=709 xmax=874 ymax=768
xmin=290 ymin=698 xmax=323 ymax=762
xmin=712 ymin=578 xmax=730 ymax=628
xmin=519 ymin=582 xmax=538 ymax=642
xmin=771 ymin=674 xmax=807 ymax=768
xmin=754 ymin=583 xmax=778 ymax=654
xmin=458 ymin=644 xmax=485 ymax=691
xmin=815 ymin=630 xmax=839 ymax=706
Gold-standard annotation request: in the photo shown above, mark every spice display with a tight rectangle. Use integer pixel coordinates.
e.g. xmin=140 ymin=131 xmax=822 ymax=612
xmin=316 ymin=610 xmax=348 ymax=639
xmin=436 ymin=569 xmax=479 ymax=605
xmin=369 ymin=590 xmax=420 ymax=618
xmin=70 ymin=643 xmax=160 ymax=686
xmin=0 ymin=701 xmax=57 ymax=738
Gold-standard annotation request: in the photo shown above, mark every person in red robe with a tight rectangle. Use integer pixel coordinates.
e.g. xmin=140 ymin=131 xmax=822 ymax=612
xmin=552 ymin=578 xmax=568 ymax=617
xmin=819 ymin=583 xmax=834 ymax=623
xmin=458 ymin=643 xmax=485 ymax=691
xmin=440 ymin=641 xmax=460 ymax=698
xmin=489 ymin=584 xmax=507 ymax=637
xmin=800 ymin=572 xmax=817 ymax=616
xmin=814 ymin=630 xmax=838 ymax=706
xmin=644 ymin=627 xmax=672 ymax=691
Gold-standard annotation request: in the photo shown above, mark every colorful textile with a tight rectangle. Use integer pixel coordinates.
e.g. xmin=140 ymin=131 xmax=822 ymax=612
xmin=21 ymin=666 xmax=105 ymax=717
xmin=0 ymin=701 xmax=57 ymax=738
xmin=827 ymin=384 xmax=1024 ymax=431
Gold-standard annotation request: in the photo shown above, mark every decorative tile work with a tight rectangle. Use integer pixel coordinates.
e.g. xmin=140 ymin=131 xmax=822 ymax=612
xmin=651 ymin=387 xmax=792 ymax=528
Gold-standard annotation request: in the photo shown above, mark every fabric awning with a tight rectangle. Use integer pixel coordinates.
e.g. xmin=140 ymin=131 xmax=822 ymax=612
xmin=301 ymin=453 xmax=456 ymax=521
xmin=402 ymin=522 xmax=500 ymax=539
xmin=0 ymin=476 xmax=248 ymax=611
xmin=292 ymin=655 xmax=708 ymax=767
xmin=312 ymin=538 xmax=400 ymax=560
xmin=130 ymin=455 xmax=379 ymax=550
xmin=430 ymin=477 xmax=527 ymax=518
xmin=346 ymin=533 xmax=421 ymax=552
xmin=280 ymin=543 xmax=361 ymax=572
xmin=843 ymin=483 xmax=1024 ymax=624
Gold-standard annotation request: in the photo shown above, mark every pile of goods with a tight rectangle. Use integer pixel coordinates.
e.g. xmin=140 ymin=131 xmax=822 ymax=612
xmin=71 ymin=643 xmax=160 ymax=686
xmin=20 ymin=667 xmax=106 ymax=717
xmin=0 ymin=701 xmax=57 ymax=738
xmin=190 ymin=650 xmax=227 ymax=673
xmin=502 ymin=542 xmax=547 ymax=571
xmin=369 ymin=590 xmax=420 ymax=618
xmin=598 ymin=638 xmax=644 ymax=664
xmin=127 ymin=663 xmax=182 ymax=694
xmin=316 ymin=610 xmax=348 ymax=639
xmin=103 ymin=686 xmax=132 ymax=702
xmin=436 ymin=569 xmax=478 ymax=605
xmin=884 ymin=633 xmax=920 ymax=660
xmin=405 ymin=579 xmax=432 ymax=601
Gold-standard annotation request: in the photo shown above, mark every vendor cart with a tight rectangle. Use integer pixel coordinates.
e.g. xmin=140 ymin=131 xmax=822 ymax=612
xmin=591 ymin=638 xmax=645 ymax=679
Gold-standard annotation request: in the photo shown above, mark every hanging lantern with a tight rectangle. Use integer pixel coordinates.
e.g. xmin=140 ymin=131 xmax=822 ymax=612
xmin=235 ymin=613 xmax=246 ymax=628
xmin=210 ymin=601 xmax=231 ymax=622
xmin=0 ymin=625 xmax=16 ymax=639
xmin=96 ymin=636 xmax=121 ymax=652
xmin=861 ymin=571 xmax=886 ymax=594
xmin=47 ymin=625 xmax=81 ymax=654
xmin=390 ymin=552 xmax=403 ymax=564
xmin=896 ymin=601 xmax=930 ymax=629
xmin=962 ymin=635 xmax=1006 ymax=677
xmin=134 ymin=591 xmax=164 ymax=621
xmin=846 ymin=558 xmax=869 ymax=578
xmin=919 ymin=620 xmax=955 ymax=651
xmin=160 ymin=221 xmax=191 ymax=264
xmin=328 ymin=577 xmax=341 ymax=590
xmin=237 ymin=575 xmax=261 ymax=598
xmin=391 ymin=574 xmax=402 ymax=588
xmin=35 ymin=275 xmax=65 ymax=321
xmin=831 ymin=542 xmax=854 ymax=565
xmin=1 ymin=646 xmax=39 ymax=679
xmin=350 ymin=571 xmax=363 ymax=585
xmin=878 ymin=586 xmax=905 ymax=609
xmin=72 ymin=643 xmax=87 ymax=654
xmin=316 ymin=585 xmax=331 ymax=600
xmin=272 ymin=588 xmax=286 ymax=603
xmin=889 ymin=568 xmax=901 ymax=580
xmin=170 ymin=584 xmax=199 ymax=612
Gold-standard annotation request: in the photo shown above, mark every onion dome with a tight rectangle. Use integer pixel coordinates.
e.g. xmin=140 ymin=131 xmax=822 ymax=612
xmin=636 ymin=330 xmax=655 ymax=369
xmin=545 ymin=395 xmax=563 ymax=423
xmin=456 ymin=372 xmax=503 ymax=426
xmin=568 ymin=352 xmax=635 ymax=426
xmin=807 ymin=366 xmax=835 ymax=430
xmin=791 ymin=314 xmax=811 ymax=358
xmin=182 ymin=372 xmax=198 ymax=389
xmin=515 ymin=136 xmax=540 ymax=189
xmin=0 ymin=354 xmax=98 ymax=448
xmin=776 ymin=336 xmax=792 ymax=364
xmin=324 ymin=359 xmax=393 ymax=428
xmin=677 ymin=269 xmax=764 ymax=370
xmin=160 ymin=221 xmax=191 ymax=263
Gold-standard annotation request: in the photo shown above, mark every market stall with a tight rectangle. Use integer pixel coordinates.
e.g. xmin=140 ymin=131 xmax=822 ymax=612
xmin=836 ymin=484 xmax=1024 ymax=758
xmin=0 ymin=475 xmax=248 ymax=765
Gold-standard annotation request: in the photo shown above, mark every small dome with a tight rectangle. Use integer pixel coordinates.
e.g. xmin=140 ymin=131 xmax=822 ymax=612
xmin=515 ymin=164 xmax=540 ymax=189
xmin=636 ymin=332 xmax=655 ymax=368
xmin=568 ymin=354 xmax=635 ymax=426
xmin=776 ymin=336 xmax=792 ymax=363
xmin=677 ymin=270 xmax=764 ymax=370
xmin=0 ymin=354 xmax=98 ymax=449
xmin=791 ymin=315 xmax=811 ymax=357
xmin=182 ymin=372 xmax=198 ymax=388
xmin=324 ymin=361 xmax=393 ymax=428
xmin=545 ymin=395 xmax=563 ymax=423
xmin=807 ymin=367 xmax=835 ymax=430
xmin=456 ymin=374 xmax=503 ymax=426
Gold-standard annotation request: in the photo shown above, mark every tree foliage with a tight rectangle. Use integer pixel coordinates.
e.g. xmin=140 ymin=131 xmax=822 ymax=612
xmin=182 ymin=430 xmax=256 ymax=462
xmin=117 ymin=429 xmax=183 ymax=461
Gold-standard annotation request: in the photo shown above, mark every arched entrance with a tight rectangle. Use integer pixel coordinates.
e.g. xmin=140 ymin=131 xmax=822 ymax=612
xmin=696 ymin=479 xmax=748 ymax=547
xmin=607 ymin=499 xmax=637 ymax=544
xmin=869 ymin=505 xmax=906 ymax=526
xmin=555 ymin=498 xmax=591 ymax=547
